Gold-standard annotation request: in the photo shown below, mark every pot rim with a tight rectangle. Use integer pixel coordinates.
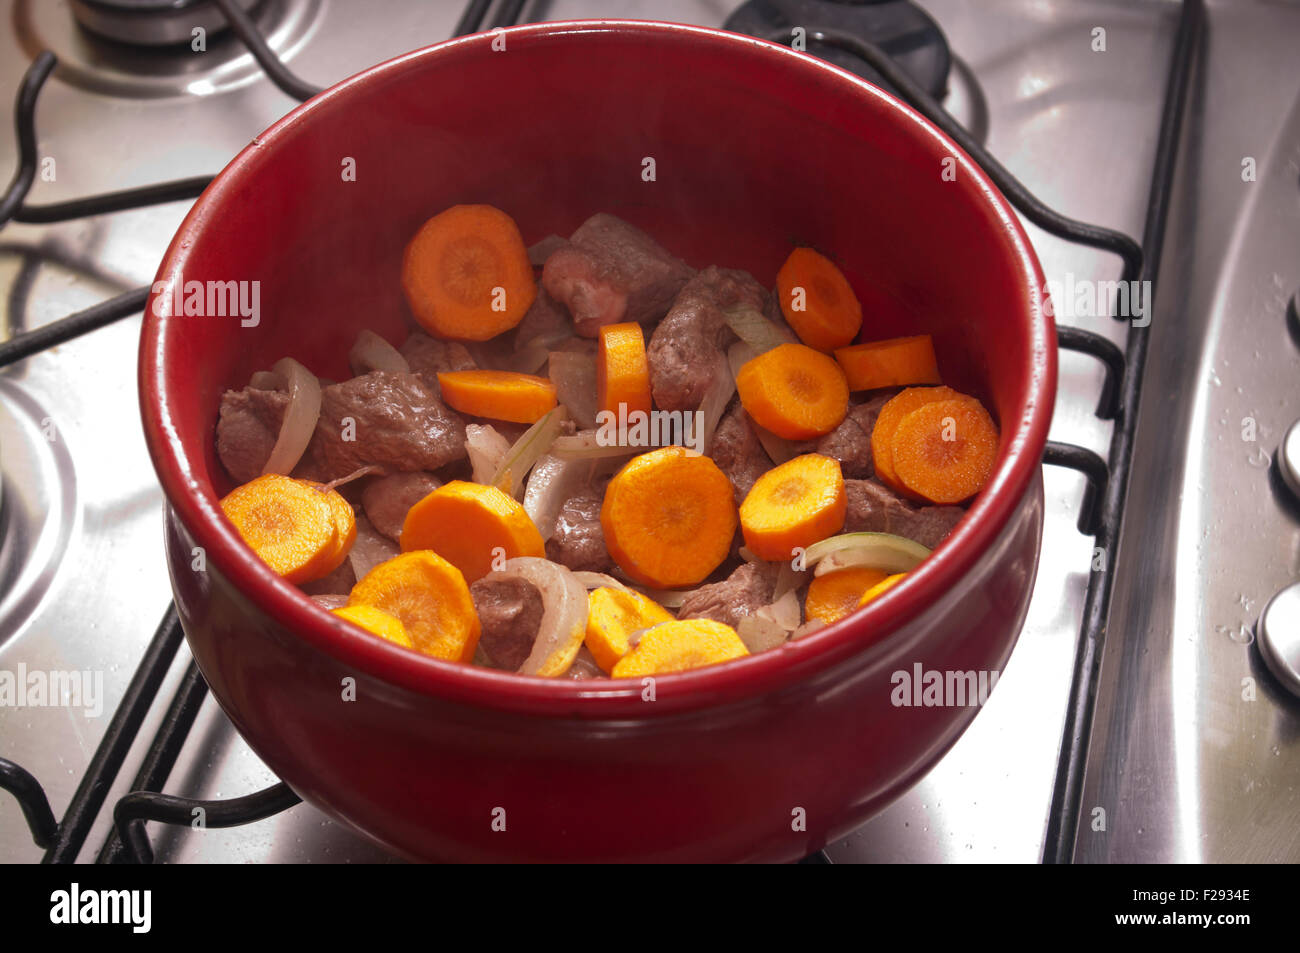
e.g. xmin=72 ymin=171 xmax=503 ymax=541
xmin=139 ymin=18 xmax=1056 ymax=718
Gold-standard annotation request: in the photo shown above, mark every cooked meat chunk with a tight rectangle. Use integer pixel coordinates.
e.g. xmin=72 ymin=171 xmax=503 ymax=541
xmin=303 ymin=371 xmax=466 ymax=482
xmin=545 ymin=484 xmax=610 ymax=572
xmin=310 ymin=594 xmax=350 ymax=610
xmin=301 ymin=556 xmax=357 ymax=597
xmin=398 ymin=331 xmax=476 ymax=396
xmin=542 ymin=213 xmax=694 ymax=337
xmin=360 ymin=470 xmax=441 ymax=543
xmin=513 ymin=288 xmax=572 ymax=348
xmin=813 ymin=393 xmax=896 ymax=479
xmin=216 ymin=385 xmax=290 ymax=484
xmin=711 ymin=402 xmax=769 ymax=504
xmin=677 ymin=561 xmax=779 ymax=629
xmin=471 ymin=575 xmax=545 ymax=671
xmin=843 ymin=479 xmax=965 ymax=548
xmin=648 ymin=266 xmax=767 ymax=411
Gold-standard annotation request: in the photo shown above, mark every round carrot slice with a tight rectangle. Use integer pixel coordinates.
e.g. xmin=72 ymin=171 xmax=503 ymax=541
xmin=304 ymin=482 xmax=357 ymax=577
xmin=331 ymin=604 xmax=413 ymax=649
xmin=870 ymin=385 xmax=974 ymax=492
xmin=219 ymin=473 xmax=339 ymax=584
xmin=833 ymin=334 xmax=941 ymax=391
xmin=436 ymin=369 xmax=558 ymax=423
xmin=857 ymin=573 xmax=907 ymax=607
xmin=775 ymin=247 xmax=863 ymax=352
xmin=739 ymin=453 xmax=846 ymax=562
xmin=805 ymin=567 xmax=890 ymax=625
xmin=584 ymin=586 xmax=675 ymax=673
xmin=610 ymin=619 xmax=749 ymax=678
xmin=890 ymin=398 xmax=999 ymax=504
xmin=597 ymin=322 xmax=652 ymax=417
xmin=402 ymin=204 xmax=537 ymax=341
xmin=734 ymin=342 xmax=850 ymax=440
xmin=600 ymin=446 xmax=737 ymax=589
xmin=347 ymin=550 xmax=480 ymax=661
xmin=400 ymin=480 xmax=545 ymax=583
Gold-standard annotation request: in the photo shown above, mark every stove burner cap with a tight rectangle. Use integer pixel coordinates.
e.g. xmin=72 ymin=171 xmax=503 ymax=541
xmin=725 ymin=0 xmax=952 ymax=100
xmin=71 ymin=0 xmax=260 ymax=47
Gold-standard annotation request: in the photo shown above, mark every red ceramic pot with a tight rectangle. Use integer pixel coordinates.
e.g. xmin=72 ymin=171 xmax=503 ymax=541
xmin=140 ymin=20 xmax=1055 ymax=862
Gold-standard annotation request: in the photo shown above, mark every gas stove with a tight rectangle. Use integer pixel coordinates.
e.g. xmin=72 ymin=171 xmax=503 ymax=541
xmin=1 ymin=0 xmax=1296 ymax=864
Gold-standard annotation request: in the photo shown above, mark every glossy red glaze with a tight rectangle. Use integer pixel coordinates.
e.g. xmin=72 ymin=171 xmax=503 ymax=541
xmin=140 ymin=21 xmax=1055 ymax=862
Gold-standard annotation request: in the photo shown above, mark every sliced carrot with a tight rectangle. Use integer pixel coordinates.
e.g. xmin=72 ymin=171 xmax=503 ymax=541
xmin=601 ymin=446 xmax=737 ymax=588
xmin=890 ymin=398 xmax=999 ymax=504
xmin=347 ymin=550 xmax=480 ymax=661
xmin=610 ymin=619 xmax=749 ymax=678
xmin=219 ymin=473 xmax=339 ymax=584
xmin=739 ymin=453 xmax=846 ymax=561
xmin=436 ymin=369 xmax=558 ymax=423
xmin=585 ymin=586 xmax=675 ymax=673
xmin=735 ymin=342 xmax=849 ymax=440
xmin=331 ymin=604 xmax=413 ymax=649
xmin=597 ymin=322 xmax=652 ymax=417
xmin=857 ymin=572 xmax=907 ymax=607
xmin=834 ymin=334 xmax=941 ymax=391
xmin=402 ymin=204 xmax=537 ymax=341
xmin=304 ymin=481 xmax=357 ymax=577
xmin=805 ymin=567 xmax=890 ymax=624
xmin=775 ymin=247 xmax=863 ymax=352
xmin=400 ymin=480 xmax=545 ymax=583
xmin=870 ymin=385 xmax=975 ymax=493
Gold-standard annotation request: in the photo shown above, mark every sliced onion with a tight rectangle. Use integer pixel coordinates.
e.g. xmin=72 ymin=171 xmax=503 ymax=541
xmin=348 ymin=329 xmax=410 ymax=375
xmin=790 ymin=618 xmax=827 ymax=640
xmin=523 ymin=453 xmax=590 ymax=540
xmin=773 ymin=559 xmax=804 ymax=600
xmin=758 ymin=589 xmax=802 ymax=631
xmin=465 ymin=423 xmax=512 ymax=485
xmin=261 ymin=357 xmax=322 ymax=476
xmin=572 ymin=571 xmax=629 ymax=592
xmin=527 ymin=234 xmax=567 ymax=267
xmin=249 ymin=370 xmax=286 ymax=391
xmin=548 ymin=350 xmax=599 ymax=430
xmin=348 ymin=515 xmax=399 ymax=582
xmin=722 ymin=304 xmax=794 ymax=353
xmin=550 ymin=430 xmax=639 ymax=460
xmin=492 ymin=406 xmax=567 ymax=497
xmin=630 ymin=583 xmax=695 ymax=609
xmin=697 ymin=350 xmax=736 ymax=455
xmin=511 ymin=342 xmax=552 ymax=374
xmin=802 ymin=532 xmax=931 ymax=577
xmin=737 ymin=615 xmax=788 ymax=653
xmin=495 ymin=557 xmax=589 ymax=676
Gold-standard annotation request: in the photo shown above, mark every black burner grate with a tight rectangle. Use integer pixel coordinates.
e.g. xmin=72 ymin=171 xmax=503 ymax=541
xmin=0 ymin=0 xmax=1205 ymax=865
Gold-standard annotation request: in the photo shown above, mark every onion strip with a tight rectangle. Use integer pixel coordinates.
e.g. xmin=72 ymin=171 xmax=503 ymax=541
xmin=492 ymin=406 xmax=567 ymax=497
xmin=496 ymin=557 xmax=590 ymax=676
xmin=261 ymin=357 xmax=321 ymax=476
xmin=696 ymin=350 xmax=735 ymax=455
xmin=348 ymin=330 xmax=410 ymax=375
xmin=722 ymin=304 xmax=794 ymax=353
xmin=801 ymin=532 xmax=931 ymax=577
xmin=466 ymin=424 xmax=512 ymax=486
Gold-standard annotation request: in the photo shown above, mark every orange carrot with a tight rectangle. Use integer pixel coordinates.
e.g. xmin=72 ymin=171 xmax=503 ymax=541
xmin=219 ymin=474 xmax=339 ymax=584
xmin=304 ymin=481 xmax=357 ymax=577
xmin=601 ymin=446 xmax=737 ymax=588
xmin=776 ymin=247 xmax=863 ymax=351
xmin=734 ymin=342 xmax=849 ymax=440
xmin=400 ymin=480 xmax=545 ymax=583
xmin=890 ymin=398 xmax=999 ymax=504
xmin=870 ymin=385 xmax=974 ymax=493
xmin=610 ymin=619 xmax=749 ymax=677
xmin=597 ymin=322 xmax=652 ymax=417
xmin=834 ymin=334 xmax=941 ymax=391
xmin=857 ymin=573 xmax=907 ymax=607
xmin=436 ymin=369 xmax=557 ymax=423
xmin=739 ymin=453 xmax=846 ymax=561
xmin=402 ymin=204 xmax=537 ymax=341
xmin=347 ymin=550 xmax=480 ymax=661
xmin=584 ymin=586 xmax=675 ymax=673
xmin=805 ymin=567 xmax=890 ymax=624
xmin=331 ymin=604 xmax=413 ymax=649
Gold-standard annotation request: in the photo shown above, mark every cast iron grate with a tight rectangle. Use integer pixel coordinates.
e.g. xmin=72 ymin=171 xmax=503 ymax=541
xmin=0 ymin=0 xmax=1204 ymax=865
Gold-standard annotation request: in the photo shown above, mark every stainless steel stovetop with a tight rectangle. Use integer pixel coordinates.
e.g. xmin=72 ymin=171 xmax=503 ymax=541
xmin=1 ymin=0 xmax=1296 ymax=864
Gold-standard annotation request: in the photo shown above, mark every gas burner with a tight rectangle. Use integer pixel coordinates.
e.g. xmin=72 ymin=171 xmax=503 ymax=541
xmin=70 ymin=0 xmax=259 ymax=47
xmin=725 ymin=0 xmax=952 ymax=100
xmin=14 ymin=0 xmax=323 ymax=99
xmin=0 ymin=380 xmax=77 ymax=649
